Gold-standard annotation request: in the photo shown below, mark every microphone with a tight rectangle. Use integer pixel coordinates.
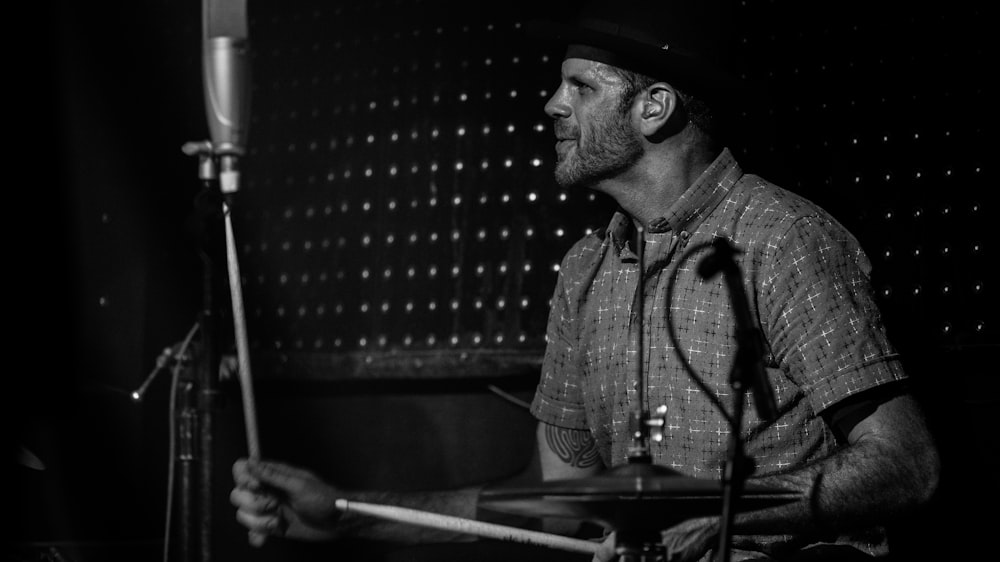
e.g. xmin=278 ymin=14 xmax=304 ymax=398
xmin=202 ymin=0 xmax=251 ymax=194
xmin=698 ymin=238 xmax=779 ymax=421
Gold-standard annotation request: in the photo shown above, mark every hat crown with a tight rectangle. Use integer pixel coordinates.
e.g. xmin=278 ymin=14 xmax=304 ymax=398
xmin=566 ymin=0 xmax=736 ymax=68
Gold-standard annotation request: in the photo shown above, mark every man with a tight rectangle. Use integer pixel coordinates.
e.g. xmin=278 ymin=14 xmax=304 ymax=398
xmin=231 ymin=1 xmax=940 ymax=560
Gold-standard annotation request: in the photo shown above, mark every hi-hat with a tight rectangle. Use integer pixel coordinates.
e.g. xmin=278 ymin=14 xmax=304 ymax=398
xmin=479 ymin=463 xmax=800 ymax=533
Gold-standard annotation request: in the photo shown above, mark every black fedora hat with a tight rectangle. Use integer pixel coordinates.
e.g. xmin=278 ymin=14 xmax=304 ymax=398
xmin=523 ymin=0 xmax=744 ymax=103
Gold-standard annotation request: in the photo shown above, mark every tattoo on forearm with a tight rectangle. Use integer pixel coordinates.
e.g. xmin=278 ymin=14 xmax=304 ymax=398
xmin=545 ymin=425 xmax=602 ymax=468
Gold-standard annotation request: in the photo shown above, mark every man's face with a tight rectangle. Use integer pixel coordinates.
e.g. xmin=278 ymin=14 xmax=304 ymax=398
xmin=544 ymin=58 xmax=643 ymax=189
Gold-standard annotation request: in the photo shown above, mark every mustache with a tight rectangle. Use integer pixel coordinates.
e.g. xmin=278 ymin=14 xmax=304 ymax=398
xmin=553 ymin=122 xmax=579 ymax=140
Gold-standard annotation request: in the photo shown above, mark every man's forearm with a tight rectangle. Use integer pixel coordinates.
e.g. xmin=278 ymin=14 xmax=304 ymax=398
xmin=734 ymin=430 xmax=937 ymax=536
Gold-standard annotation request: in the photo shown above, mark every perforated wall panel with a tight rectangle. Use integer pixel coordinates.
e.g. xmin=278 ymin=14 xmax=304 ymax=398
xmin=232 ymin=1 xmax=991 ymax=380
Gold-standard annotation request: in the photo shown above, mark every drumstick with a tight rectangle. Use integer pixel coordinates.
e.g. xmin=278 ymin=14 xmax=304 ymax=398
xmin=223 ymin=200 xmax=260 ymax=460
xmin=334 ymin=499 xmax=599 ymax=555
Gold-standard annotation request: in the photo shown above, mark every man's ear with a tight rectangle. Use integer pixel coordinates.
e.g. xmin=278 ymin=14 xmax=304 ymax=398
xmin=637 ymin=83 xmax=686 ymax=140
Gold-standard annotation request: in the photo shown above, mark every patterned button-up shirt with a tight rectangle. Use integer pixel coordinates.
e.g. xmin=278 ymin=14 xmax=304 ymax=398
xmin=530 ymin=148 xmax=903 ymax=557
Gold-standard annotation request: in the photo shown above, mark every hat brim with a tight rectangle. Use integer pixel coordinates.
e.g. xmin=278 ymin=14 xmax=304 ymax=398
xmin=522 ymin=18 xmax=747 ymax=104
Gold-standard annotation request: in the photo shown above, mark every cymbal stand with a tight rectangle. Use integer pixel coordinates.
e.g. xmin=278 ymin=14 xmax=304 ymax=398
xmin=617 ymin=224 xmax=670 ymax=561
xmin=627 ymin=224 xmax=655 ymax=464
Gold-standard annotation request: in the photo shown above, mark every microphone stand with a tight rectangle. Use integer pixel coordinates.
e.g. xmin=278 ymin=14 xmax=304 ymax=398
xmin=173 ymin=144 xmax=225 ymax=562
xmin=701 ymin=239 xmax=777 ymax=562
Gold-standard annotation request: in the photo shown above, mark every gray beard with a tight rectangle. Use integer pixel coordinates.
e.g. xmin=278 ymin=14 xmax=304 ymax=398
xmin=554 ymin=111 xmax=642 ymax=189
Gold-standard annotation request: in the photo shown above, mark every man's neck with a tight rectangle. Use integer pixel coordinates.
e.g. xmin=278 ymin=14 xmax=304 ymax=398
xmin=597 ymin=141 xmax=719 ymax=230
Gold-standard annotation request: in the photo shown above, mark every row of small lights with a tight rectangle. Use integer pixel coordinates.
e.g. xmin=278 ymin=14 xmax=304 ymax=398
xmin=880 ymin=241 xmax=984 ymax=260
xmin=244 ymin=224 xmax=593 ymax=256
xmin=271 ymin=192 xmax=593 ymax=220
xmin=880 ymin=201 xmax=981 ymax=220
xmin=265 ymin=330 xmax=536 ymax=352
xmin=259 ymin=318 xmax=988 ymax=352
xmin=880 ymin=281 xmax=985 ymax=298
xmin=260 ymin=294 xmax=535 ymax=319
xmin=261 ymin=120 xmax=551 ymax=156
xmin=259 ymin=83 xmax=554 ymax=122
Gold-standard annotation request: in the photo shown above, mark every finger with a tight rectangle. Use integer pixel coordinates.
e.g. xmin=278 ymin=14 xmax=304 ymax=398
xmin=248 ymin=530 xmax=268 ymax=548
xmin=230 ymin=487 xmax=279 ymax=512
xmin=592 ymin=532 xmax=616 ymax=562
xmin=235 ymin=507 xmax=284 ymax=536
xmin=232 ymin=458 xmax=262 ymax=491
xmin=247 ymin=459 xmax=315 ymax=493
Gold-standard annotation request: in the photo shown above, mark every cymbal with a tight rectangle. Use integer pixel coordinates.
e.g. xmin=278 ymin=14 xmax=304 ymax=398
xmin=479 ymin=463 xmax=800 ymax=532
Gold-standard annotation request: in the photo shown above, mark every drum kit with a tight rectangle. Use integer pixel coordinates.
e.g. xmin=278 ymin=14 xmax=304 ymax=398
xmin=479 ymin=461 xmax=799 ymax=558
xmin=334 ymin=458 xmax=800 ymax=562
xmin=331 ymin=234 xmax=803 ymax=561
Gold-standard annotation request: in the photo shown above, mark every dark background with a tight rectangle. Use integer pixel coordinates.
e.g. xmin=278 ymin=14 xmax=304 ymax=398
xmin=11 ymin=1 xmax=995 ymax=561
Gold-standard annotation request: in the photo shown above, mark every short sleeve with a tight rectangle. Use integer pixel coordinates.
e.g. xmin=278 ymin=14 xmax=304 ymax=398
xmin=761 ymin=215 xmax=905 ymax=414
xmin=530 ymin=261 xmax=590 ymax=430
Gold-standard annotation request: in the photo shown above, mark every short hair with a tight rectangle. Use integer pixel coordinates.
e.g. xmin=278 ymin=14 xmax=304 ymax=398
xmin=607 ymin=65 xmax=718 ymax=140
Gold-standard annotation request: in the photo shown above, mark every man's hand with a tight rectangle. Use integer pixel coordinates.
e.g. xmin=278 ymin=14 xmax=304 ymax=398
xmin=660 ymin=516 xmax=719 ymax=562
xmin=591 ymin=517 xmax=719 ymax=562
xmin=230 ymin=458 xmax=342 ymax=545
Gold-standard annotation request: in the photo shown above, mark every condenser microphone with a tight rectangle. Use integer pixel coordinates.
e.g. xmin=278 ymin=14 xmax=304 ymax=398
xmin=202 ymin=0 xmax=250 ymax=193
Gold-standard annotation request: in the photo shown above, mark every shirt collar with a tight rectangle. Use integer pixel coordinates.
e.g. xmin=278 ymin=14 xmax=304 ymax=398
xmin=606 ymin=147 xmax=743 ymax=253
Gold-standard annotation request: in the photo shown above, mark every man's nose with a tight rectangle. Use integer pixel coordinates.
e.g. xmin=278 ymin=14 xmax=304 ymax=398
xmin=544 ymin=89 xmax=570 ymax=119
